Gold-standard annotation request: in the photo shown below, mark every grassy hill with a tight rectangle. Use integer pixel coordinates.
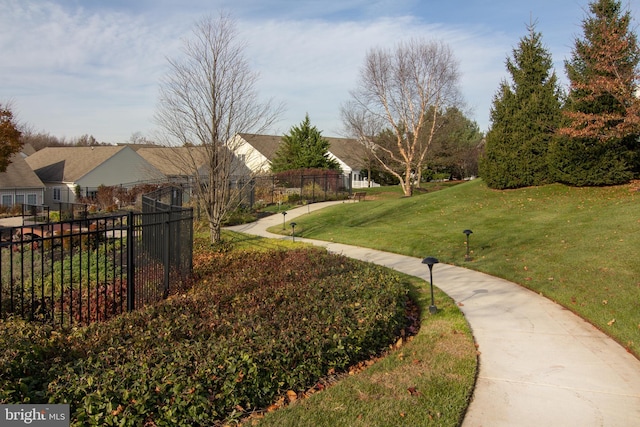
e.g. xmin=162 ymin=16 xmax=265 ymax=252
xmin=282 ymin=179 xmax=640 ymax=358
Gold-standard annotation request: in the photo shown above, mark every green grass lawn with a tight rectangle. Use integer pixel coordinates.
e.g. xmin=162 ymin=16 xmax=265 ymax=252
xmin=271 ymin=179 xmax=640 ymax=358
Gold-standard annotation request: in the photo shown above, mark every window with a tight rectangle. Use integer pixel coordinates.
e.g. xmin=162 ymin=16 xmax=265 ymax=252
xmin=1 ymin=194 xmax=12 ymax=207
xmin=53 ymin=187 xmax=61 ymax=201
xmin=15 ymin=194 xmax=25 ymax=205
xmin=27 ymin=194 xmax=37 ymax=205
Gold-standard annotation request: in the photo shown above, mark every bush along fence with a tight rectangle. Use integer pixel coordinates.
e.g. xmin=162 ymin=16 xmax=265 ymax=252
xmin=0 ymin=205 xmax=193 ymax=327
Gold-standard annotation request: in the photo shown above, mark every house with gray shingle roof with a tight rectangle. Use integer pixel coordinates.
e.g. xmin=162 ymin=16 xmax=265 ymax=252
xmin=0 ymin=153 xmax=45 ymax=209
xmin=136 ymin=145 xmax=251 ymax=183
xmin=25 ymin=146 xmax=164 ymax=205
xmin=136 ymin=146 xmax=211 ymax=180
xmin=233 ymin=133 xmax=378 ymax=188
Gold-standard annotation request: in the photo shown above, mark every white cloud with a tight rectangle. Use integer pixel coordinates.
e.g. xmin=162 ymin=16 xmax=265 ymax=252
xmin=1 ymin=0 xmax=570 ymax=142
xmin=243 ymin=16 xmax=511 ymax=135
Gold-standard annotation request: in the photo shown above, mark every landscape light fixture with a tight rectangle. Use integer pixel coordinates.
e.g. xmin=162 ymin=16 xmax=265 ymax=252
xmin=282 ymin=211 xmax=287 ymax=230
xmin=421 ymin=256 xmax=439 ymax=314
xmin=463 ymin=229 xmax=473 ymax=261
xmin=290 ymin=222 xmax=297 ymax=242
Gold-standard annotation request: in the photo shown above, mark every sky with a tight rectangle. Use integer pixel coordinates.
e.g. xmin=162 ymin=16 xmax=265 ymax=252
xmin=1 ymin=0 xmax=638 ymax=144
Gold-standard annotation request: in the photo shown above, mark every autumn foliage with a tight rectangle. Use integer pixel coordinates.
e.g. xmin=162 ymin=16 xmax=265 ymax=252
xmin=0 ymin=103 xmax=22 ymax=172
xmin=551 ymin=0 xmax=640 ymax=186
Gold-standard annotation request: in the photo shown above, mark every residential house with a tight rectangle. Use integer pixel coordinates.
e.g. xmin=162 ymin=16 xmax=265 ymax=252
xmin=136 ymin=145 xmax=251 ymax=182
xmin=136 ymin=146 xmax=207 ymax=182
xmin=230 ymin=134 xmax=281 ymax=174
xmin=233 ymin=133 xmax=378 ymax=188
xmin=0 ymin=153 xmax=45 ymax=209
xmin=324 ymin=136 xmax=379 ymax=189
xmin=25 ymin=146 xmax=165 ymax=205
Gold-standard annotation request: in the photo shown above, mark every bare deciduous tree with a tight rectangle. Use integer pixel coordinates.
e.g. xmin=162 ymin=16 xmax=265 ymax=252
xmin=343 ymin=39 xmax=461 ymax=196
xmin=155 ymin=13 xmax=281 ymax=243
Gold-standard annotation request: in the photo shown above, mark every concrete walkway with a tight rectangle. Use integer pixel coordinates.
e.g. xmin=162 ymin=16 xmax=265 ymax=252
xmin=227 ymin=201 xmax=640 ymax=427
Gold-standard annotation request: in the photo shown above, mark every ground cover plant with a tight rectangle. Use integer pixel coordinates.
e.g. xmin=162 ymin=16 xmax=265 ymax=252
xmin=274 ymin=179 xmax=640 ymax=358
xmin=253 ymin=273 xmax=476 ymax=427
xmin=0 ymin=233 xmax=474 ymax=426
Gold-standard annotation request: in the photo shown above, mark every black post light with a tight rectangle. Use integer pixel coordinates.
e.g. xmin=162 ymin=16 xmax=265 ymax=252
xmin=282 ymin=211 xmax=287 ymax=230
xmin=463 ymin=229 xmax=473 ymax=261
xmin=421 ymin=256 xmax=439 ymax=314
xmin=290 ymin=222 xmax=297 ymax=242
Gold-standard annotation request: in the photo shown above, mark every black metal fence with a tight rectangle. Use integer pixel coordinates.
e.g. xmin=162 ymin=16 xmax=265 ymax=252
xmin=0 ymin=205 xmax=193 ymax=327
xmin=239 ymin=172 xmax=352 ymax=208
xmin=21 ymin=204 xmax=50 ymax=224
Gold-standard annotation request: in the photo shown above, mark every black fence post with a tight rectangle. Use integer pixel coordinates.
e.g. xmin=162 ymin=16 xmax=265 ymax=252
xmin=126 ymin=211 xmax=136 ymax=311
xmin=163 ymin=211 xmax=170 ymax=298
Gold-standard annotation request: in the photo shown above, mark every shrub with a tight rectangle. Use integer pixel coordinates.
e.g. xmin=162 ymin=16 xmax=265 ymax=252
xmin=0 ymin=247 xmax=410 ymax=426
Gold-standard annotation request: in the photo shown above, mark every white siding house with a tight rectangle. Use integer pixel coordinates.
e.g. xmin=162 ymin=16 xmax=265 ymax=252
xmin=232 ymin=133 xmax=379 ymax=187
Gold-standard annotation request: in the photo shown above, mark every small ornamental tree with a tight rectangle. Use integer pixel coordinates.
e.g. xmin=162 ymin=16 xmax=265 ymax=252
xmin=271 ymin=114 xmax=341 ymax=172
xmin=551 ymin=0 xmax=640 ymax=185
xmin=343 ymin=39 xmax=461 ymax=196
xmin=0 ymin=103 xmax=23 ymax=172
xmin=480 ymin=23 xmax=563 ymax=189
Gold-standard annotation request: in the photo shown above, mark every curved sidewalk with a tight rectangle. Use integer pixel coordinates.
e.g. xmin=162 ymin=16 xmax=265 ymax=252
xmin=227 ymin=201 xmax=640 ymax=426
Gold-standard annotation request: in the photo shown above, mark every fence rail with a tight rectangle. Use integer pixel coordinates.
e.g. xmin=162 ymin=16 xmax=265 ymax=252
xmin=0 ymin=207 xmax=193 ymax=327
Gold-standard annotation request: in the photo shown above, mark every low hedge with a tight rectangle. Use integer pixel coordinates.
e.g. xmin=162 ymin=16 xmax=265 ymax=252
xmin=0 ymin=247 xmax=410 ymax=426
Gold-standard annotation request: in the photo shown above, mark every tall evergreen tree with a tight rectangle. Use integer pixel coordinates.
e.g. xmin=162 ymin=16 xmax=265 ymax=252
xmin=551 ymin=0 xmax=640 ymax=185
xmin=480 ymin=23 xmax=563 ymax=189
xmin=271 ymin=114 xmax=341 ymax=172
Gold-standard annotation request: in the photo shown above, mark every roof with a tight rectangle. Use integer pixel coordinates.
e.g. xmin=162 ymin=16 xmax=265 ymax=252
xmin=326 ymin=137 xmax=367 ymax=170
xmin=136 ymin=146 xmax=210 ymax=176
xmin=0 ymin=153 xmax=44 ymax=189
xmin=21 ymin=144 xmax=36 ymax=156
xmin=25 ymin=146 xmax=128 ymax=183
xmin=237 ymin=133 xmax=282 ymax=160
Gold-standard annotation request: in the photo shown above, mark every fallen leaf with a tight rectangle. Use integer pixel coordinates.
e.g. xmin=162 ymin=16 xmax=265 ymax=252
xmin=607 ymin=319 xmax=616 ymax=326
xmin=407 ymin=386 xmax=421 ymax=396
xmin=286 ymin=390 xmax=297 ymax=402
xmin=267 ymin=396 xmax=285 ymax=412
xmin=457 ymin=302 xmax=464 ymax=306
xmin=602 ymin=300 xmax=608 ymax=305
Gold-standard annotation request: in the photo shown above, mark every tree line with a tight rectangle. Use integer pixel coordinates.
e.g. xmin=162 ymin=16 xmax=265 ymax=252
xmin=481 ymin=0 xmax=639 ymax=189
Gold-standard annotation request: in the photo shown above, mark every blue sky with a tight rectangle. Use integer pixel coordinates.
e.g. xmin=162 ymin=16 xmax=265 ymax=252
xmin=1 ymin=0 xmax=638 ymax=143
